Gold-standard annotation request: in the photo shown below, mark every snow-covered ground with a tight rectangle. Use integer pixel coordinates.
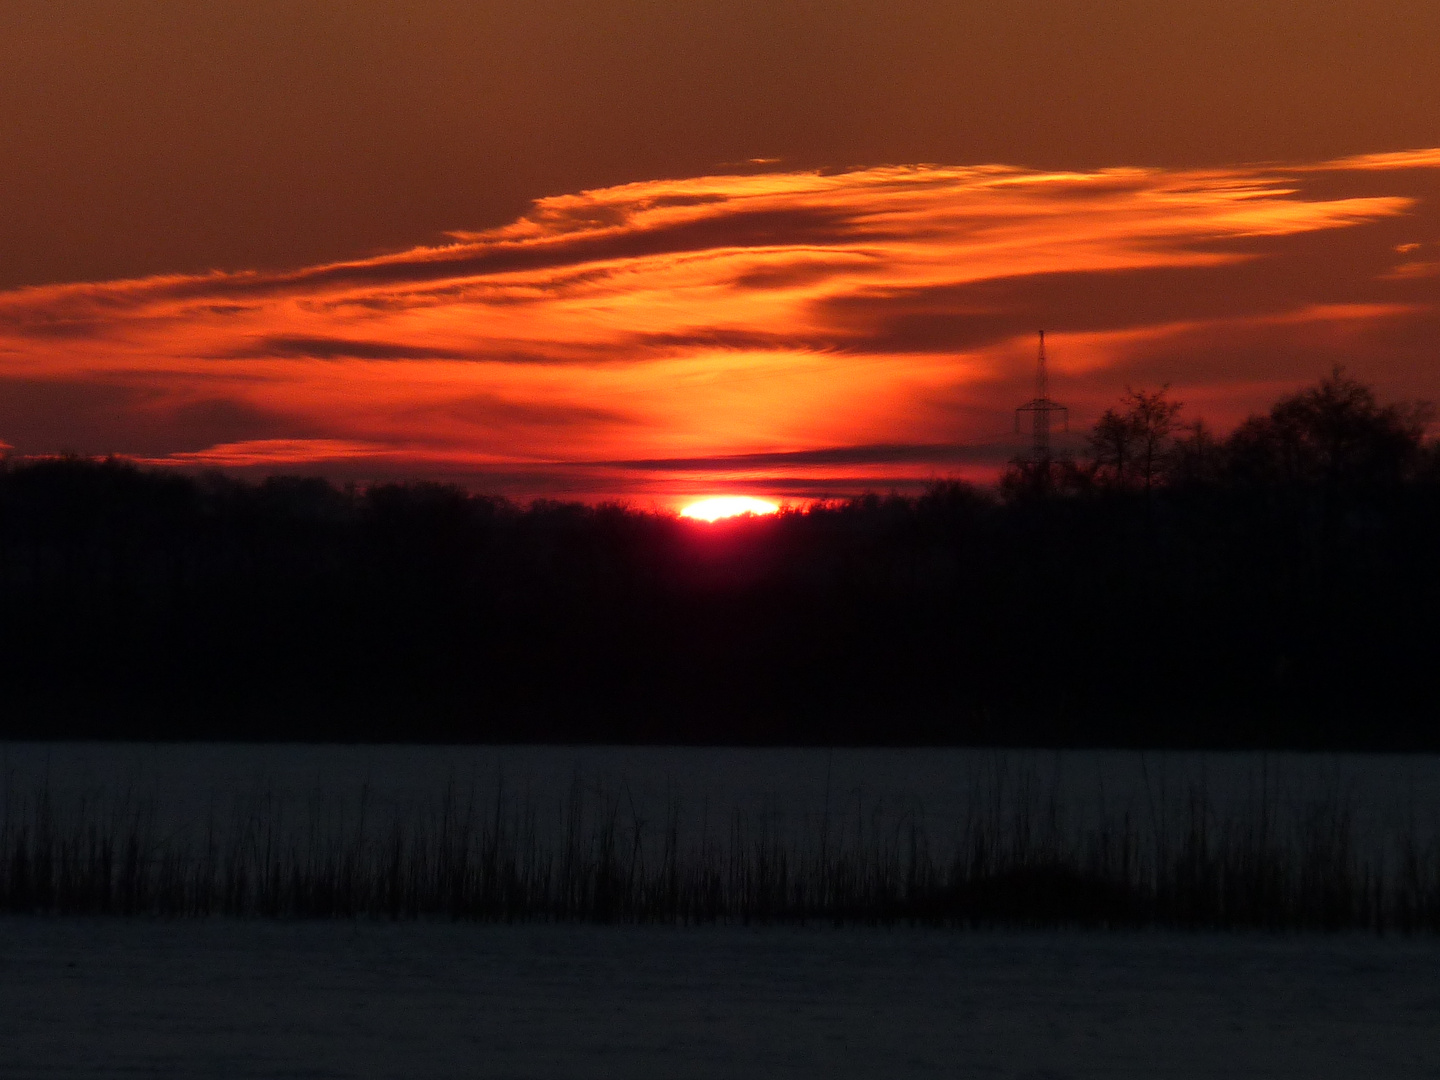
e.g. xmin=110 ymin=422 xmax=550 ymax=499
xmin=3 ymin=920 xmax=1438 ymax=1079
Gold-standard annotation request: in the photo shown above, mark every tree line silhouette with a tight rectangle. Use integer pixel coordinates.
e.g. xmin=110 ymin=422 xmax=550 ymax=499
xmin=1 ymin=370 xmax=1436 ymax=747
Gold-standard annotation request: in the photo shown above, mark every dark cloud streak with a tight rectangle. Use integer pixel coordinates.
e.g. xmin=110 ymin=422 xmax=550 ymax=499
xmin=594 ymin=442 xmax=1009 ymax=471
xmin=226 ymin=335 xmax=472 ymax=361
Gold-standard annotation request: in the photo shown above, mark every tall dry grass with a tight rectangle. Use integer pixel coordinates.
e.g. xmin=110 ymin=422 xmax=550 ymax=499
xmin=3 ymin=767 xmax=1439 ymax=929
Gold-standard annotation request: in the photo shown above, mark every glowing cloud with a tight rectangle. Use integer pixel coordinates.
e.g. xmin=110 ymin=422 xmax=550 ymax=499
xmin=0 ymin=151 xmax=1436 ymax=501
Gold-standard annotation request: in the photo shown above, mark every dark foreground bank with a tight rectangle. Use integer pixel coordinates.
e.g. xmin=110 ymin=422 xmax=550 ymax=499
xmin=1 ymin=372 xmax=1438 ymax=748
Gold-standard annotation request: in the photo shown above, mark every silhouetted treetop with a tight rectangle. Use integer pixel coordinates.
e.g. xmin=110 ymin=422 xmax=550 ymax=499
xmin=1225 ymin=368 xmax=1432 ymax=490
xmin=1087 ymin=386 xmax=1183 ymax=492
xmin=1046 ymin=370 xmax=1433 ymax=497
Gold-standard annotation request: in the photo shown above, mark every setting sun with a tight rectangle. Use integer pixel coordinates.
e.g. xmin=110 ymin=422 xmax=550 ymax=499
xmin=679 ymin=496 xmax=780 ymax=522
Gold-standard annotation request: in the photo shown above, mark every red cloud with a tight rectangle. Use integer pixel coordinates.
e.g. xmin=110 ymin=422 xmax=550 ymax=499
xmin=1 ymin=152 xmax=1436 ymax=504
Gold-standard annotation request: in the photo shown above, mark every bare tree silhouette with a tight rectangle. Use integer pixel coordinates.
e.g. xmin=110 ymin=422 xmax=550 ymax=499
xmin=1088 ymin=386 xmax=1183 ymax=491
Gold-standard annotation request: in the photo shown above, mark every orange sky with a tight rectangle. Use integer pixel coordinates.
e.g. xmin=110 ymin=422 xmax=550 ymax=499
xmin=1 ymin=3 xmax=1438 ymax=504
xmin=5 ymin=3 xmax=1439 ymax=291
xmin=1 ymin=150 xmax=1436 ymax=504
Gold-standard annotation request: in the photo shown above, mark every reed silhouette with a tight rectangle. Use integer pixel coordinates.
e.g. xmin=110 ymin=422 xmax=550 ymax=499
xmin=3 ymin=767 xmax=1437 ymax=930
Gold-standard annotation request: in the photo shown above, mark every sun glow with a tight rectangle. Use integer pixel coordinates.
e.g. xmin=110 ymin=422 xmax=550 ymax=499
xmin=680 ymin=496 xmax=780 ymax=522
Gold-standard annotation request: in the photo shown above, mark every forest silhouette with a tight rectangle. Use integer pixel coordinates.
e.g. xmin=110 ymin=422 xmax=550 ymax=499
xmin=1 ymin=370 xmax=1436 ymax=748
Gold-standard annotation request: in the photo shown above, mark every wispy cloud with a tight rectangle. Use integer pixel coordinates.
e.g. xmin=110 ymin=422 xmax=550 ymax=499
xmin=1 ymin=152 xmax=1436 ymax=502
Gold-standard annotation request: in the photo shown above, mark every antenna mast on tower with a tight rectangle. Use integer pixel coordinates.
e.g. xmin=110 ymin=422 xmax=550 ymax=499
xmin=1014 ymin=330 xmax=1068 ymax=460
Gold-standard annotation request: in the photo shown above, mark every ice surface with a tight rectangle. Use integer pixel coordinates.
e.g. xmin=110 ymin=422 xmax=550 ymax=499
xmin=2 ymin=920 xmax=1438 ymax=1079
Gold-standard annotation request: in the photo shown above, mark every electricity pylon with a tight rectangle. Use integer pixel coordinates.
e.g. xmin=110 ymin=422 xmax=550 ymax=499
xmin=1014 ymin=330 xmax=1068 ymax=460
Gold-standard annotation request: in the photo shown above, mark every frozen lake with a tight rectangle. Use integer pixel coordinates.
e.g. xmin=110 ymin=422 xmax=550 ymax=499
xmin=6 ymin=745 xmax=1440 ymax=1075
xmin=3 ymin=919 xmax=1439 ymax=1079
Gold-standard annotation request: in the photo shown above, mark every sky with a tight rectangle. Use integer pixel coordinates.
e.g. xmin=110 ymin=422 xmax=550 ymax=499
xmin=2 ymin=1 xmax=1437 ymax=505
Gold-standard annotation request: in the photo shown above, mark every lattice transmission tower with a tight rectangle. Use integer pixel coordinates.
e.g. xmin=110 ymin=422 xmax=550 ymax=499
xmin=1014 ymin=330 xmax=1068 ymax=460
